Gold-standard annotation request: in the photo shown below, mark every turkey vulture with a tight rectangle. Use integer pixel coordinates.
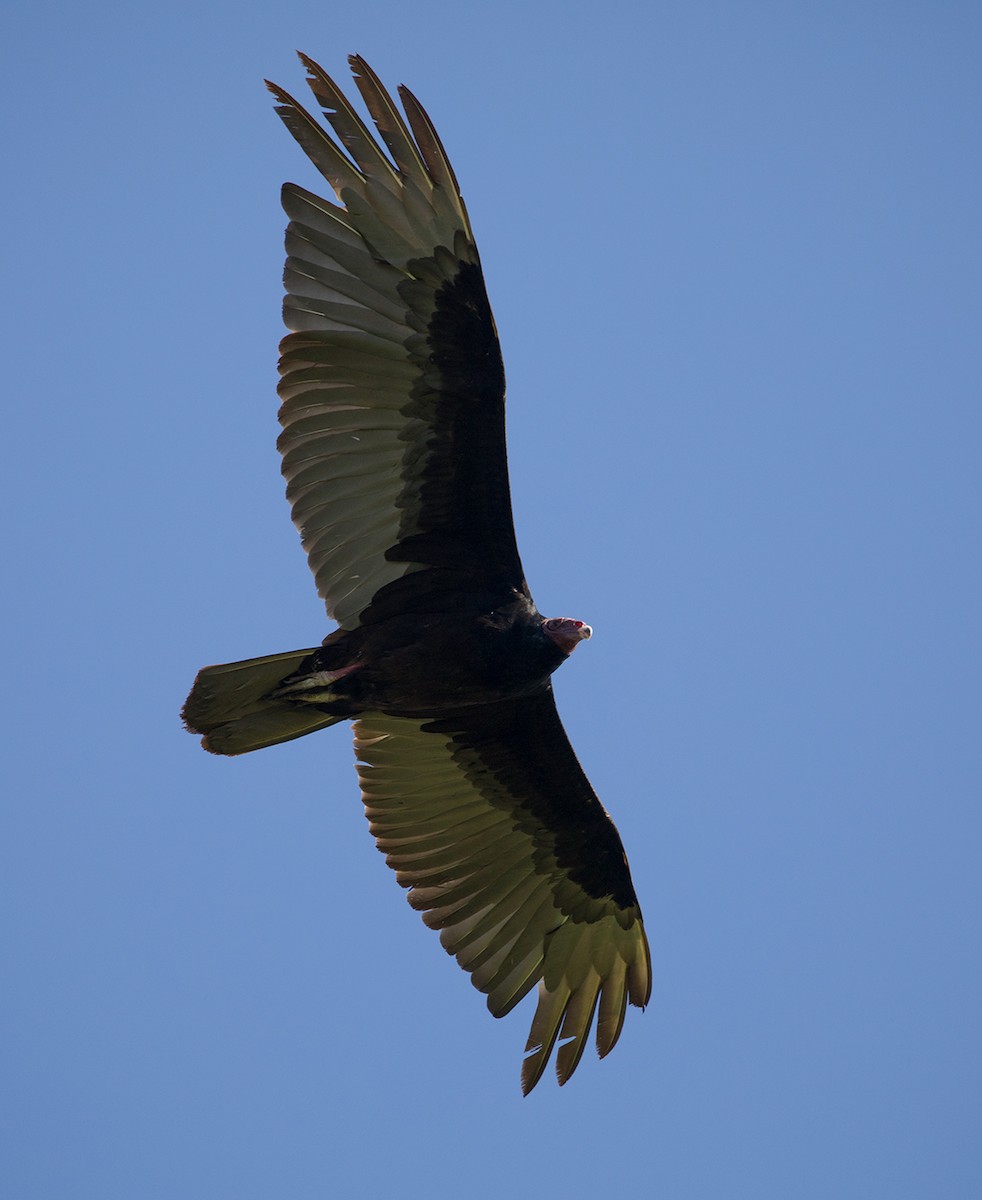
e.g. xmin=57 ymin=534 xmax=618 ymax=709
xmin=183 ymin=53 xmax=650 ymax=1094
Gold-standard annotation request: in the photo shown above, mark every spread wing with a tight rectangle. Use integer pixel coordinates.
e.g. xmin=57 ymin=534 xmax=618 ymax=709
xmin=354 ymin=690 xmax=651 ymax=1093
xmin=268 ymin=55 xmax=527 ymax=629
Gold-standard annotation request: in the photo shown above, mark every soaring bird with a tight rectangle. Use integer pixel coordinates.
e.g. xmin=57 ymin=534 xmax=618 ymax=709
xmin=183 ymin=53 xmax=650 ymax=1093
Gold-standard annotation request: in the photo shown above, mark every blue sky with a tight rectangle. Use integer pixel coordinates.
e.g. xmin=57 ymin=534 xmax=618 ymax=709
xmin=3 ymin=2 xmax=980 ymax=1197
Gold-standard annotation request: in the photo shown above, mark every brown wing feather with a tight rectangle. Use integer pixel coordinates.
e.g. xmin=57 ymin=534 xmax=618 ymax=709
xmin=269 ymin=56 xmax=526 ymax=629
xmin=353 ymin=690 xmax=650 ymax=1093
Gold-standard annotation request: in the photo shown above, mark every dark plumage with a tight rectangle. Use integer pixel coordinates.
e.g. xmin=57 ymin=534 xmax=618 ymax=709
xmin=183 ymin=53 xmax=650 ymax=1093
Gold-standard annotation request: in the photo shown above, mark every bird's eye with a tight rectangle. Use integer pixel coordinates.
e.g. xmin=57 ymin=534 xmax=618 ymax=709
xmin=545 ymin=618 xmax=562 ymax=630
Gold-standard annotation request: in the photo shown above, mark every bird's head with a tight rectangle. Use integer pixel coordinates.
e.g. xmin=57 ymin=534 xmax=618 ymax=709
xmin=542 ymin=616 xmax=592 ymax=656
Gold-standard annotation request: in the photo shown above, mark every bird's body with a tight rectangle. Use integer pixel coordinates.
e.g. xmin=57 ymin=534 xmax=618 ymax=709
xmin=277 ymin=591 xmax=576 ymax=716
xmin=184 ymin=53 xmax=650 ymax=1093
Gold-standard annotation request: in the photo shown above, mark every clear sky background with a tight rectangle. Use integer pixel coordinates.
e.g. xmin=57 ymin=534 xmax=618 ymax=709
xmin=3 ymin=3 xmax=980 ymax=1197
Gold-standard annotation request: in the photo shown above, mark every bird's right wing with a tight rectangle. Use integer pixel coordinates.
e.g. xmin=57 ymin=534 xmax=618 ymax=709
xmin=268 ymin=55 xmax=528 ymax=630
xmin=353 ymin=689 xmax=651 ymax=1093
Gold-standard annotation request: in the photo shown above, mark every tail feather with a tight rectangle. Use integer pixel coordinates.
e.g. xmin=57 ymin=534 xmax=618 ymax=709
xmin=182 ymin=648 xmax=345 ymax=756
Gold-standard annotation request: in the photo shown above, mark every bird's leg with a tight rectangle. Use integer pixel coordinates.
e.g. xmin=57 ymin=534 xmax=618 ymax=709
xmin=270 ymin=661 xmax=362 ymax=704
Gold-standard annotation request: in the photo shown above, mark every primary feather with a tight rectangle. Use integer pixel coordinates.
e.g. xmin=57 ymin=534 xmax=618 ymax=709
xmin=183 ymin=53 xmax=650 ymax=1093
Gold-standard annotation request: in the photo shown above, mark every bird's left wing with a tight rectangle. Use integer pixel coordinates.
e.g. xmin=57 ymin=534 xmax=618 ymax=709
xmin=267 ymin=56 xmax=527 ymax=630
xmin=353 ymin=690 xmax=651 ymax=1093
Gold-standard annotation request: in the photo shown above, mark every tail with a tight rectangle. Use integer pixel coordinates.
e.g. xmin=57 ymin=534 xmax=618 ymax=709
xmin=182 ymin=648 xmax=346 ymax=756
